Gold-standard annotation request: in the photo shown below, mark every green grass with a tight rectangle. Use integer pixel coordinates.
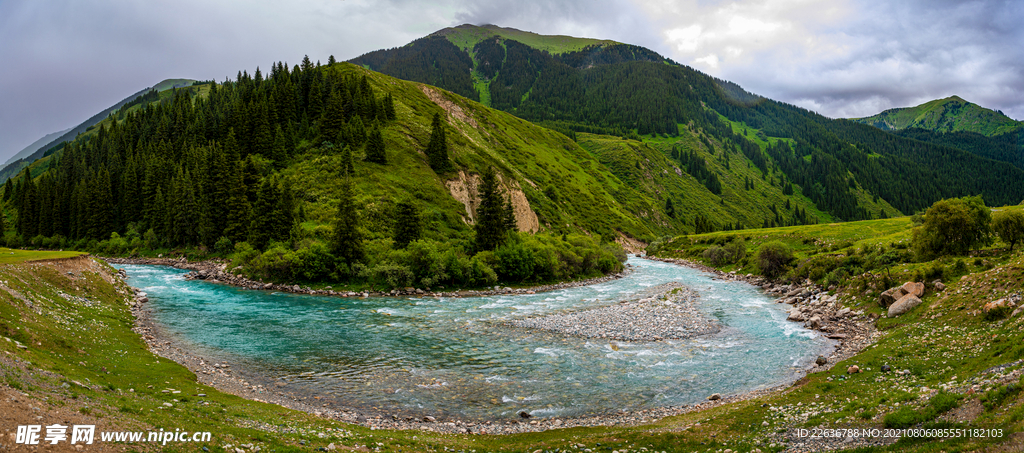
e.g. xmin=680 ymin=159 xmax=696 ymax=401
xmin=0 ymin=247 xmax=84 ymax=264
xmin=439 ymin=24 xmax=615 ymax=55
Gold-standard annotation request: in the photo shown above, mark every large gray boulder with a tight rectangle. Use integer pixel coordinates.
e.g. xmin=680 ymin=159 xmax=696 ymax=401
xmin=888 ymin=294 xmax=922 ymax=318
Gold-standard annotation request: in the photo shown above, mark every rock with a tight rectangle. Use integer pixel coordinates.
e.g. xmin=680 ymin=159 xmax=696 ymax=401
xmin=984 ymin=298 xmax=1012 ymax=313
xmin=881 ymin=364 xmax=891 ymax=372
xmin=707 ymin=393 xmax=721 ymax=401
xmin=902 ymin=281 xmax=925 ymax=298
xmin=1013 ymin=306 xmax=1024 ymax=317
xmin=518 ymin=411 xmax=532 ymax=419
xmin=888 ymin=294 xmax=922 ymax=318
xmin=836 ymin=307 xmax=851 ymax=318
xmin=423 ymin=415 xmax=436 ymax=422
xmin=815 ymin=356 xmax=828 ymax=366
xmin=847 ymin=365 xmax=861 ymax=374
xmin=806 ymin=316 xmax=822 ymax=329
xmin=787 ymin=308 xmax=806 ymax=322
xmin=878 ymin=288 xmax=899 ymax=308
xmin=933 ymin=280 xmax=946 ymax=292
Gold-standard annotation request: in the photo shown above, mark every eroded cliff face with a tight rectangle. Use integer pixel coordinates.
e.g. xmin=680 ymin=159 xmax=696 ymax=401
xmin=445 ymin=170 xmax=540 ymax=233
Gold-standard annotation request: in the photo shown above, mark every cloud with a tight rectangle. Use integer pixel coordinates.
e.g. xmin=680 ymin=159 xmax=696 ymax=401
xmin=638 ymin=0 xmax=1024 ymax=119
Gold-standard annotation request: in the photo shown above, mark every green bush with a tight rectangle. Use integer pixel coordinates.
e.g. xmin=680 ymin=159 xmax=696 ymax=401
xmin=756 ymin=241 xmax=793 ymax=279
xmin=292 ymin=243 xmax=336 ymax=281
xmin=495 ymin=241 xmax=536 ymax=282
xmin=214 ymin=236 xmax=234 ymax=255
xmin=702 ymin=245 xmax=727 ymax=266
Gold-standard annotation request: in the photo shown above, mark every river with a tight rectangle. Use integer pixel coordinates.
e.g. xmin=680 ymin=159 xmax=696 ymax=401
xmin=123 ymin=257 xmax=831 ymax=420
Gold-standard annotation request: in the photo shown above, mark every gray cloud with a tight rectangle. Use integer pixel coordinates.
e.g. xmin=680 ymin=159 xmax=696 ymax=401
xmin=2 ymin=0 xmax=1022 ymax=163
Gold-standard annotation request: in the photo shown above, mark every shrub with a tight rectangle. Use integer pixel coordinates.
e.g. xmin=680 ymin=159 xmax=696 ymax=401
xmin=702 ymin=245 xmax=727 ymax=266
xmin=214 ymin=236 xmax=234 ymax=255
xmin=361 ymin=261 xmax=414 ymax=288
xmin=291 ymin=243 xmax=336 ymax=281
xmin=912 ymin=196 xmax=992 ymax=258
xmin=724 ymin=237 xmax=746 ymax=263
xmin=756 ymin=241 xmax=793 ymax=279
xmin=495 ymin=241 xmax=536 ymax=282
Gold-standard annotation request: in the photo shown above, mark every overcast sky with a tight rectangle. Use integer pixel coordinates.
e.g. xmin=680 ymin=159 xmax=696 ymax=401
xmin=2 ymin=0 xmax=1022 ymax=162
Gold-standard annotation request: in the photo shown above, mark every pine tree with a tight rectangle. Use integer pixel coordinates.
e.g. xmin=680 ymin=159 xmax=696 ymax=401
xmin=364 ymin=126 xmax=386 ymax=164
xmin=340 ymin=145 xmax=354 ymax=176
xmin=425 ymin=113 xmax=452 ymax=172
xmin=393 ymin=199 xmax=421 ymax=248
xmin=2 ymin=178 xmax=12 ymax=202
xmin=321 ymin=91 xmax=347 ymax=141
xmin=249 ymin=176 xmax=284 ymax=250
xmin=331 ymin=180 xmax=364 ymax=265
xmin=474 ymin=167 xmax=508 ymax=252
xmin=502 ymin=194 xmax=517 ymax=233
xmin=383 ymin=93 xmax=396 ymax=121
xmin=665 ymin=198 xmax=676 ymax=218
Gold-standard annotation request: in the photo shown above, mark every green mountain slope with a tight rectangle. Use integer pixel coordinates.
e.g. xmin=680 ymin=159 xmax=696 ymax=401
xmin=0 ymin=78 xmax=197 ymax=183
xmin=350 ymin=25 xmax=1024 ymax=219
xmin=853 ymin=95 xmax=1022 ymax=136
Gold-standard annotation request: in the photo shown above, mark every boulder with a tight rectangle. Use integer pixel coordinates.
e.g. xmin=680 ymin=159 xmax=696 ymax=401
xmin=806 ymin=316 xmax=822 ymax=329
xmin=933 ymin=280 xmax=946 ymax=292
xmin=787 ymin=308 xmax=806 ymax=322
xmin=707 ymin=393 xmax=722 ymax=401
xmin=902 ymin=281 xmax=925 ymax=298
xmin=847 ymin=365 xmax=861 ymax=374
xmin=881 ymin=364 xmax=891 ymax=372
xmin=815 ymin=356 xmax=828 ymax=366
xmin=888 ymin=294 xmax=922 ymax=318
xmin=836 ymin=307 xmax=851 ymax=318
xmin=983 ymin=298 xmax=1013 ymax=313
xmin=879 ymin=288 xmax=902 ymax=308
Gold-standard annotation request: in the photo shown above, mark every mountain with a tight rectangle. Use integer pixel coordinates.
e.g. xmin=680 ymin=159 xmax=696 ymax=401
xmin=351 ymin=25 xmax=1024 ymax=217
xmin=0 ymin=78 xmax=197 ymax=182
xmin=3 ymin=127 xmax=71 ymax=167
xmin=852 ymin=95 xmax=1022 ymax=137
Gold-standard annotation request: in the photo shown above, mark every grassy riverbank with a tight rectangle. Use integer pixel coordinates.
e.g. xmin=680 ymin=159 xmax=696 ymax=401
xmin=2 ymin=226 xmax=1023 ymax=452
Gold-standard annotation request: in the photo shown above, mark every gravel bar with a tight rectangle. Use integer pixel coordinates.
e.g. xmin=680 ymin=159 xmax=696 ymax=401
xmin=504 ymin=282 xmax=720 ymax=341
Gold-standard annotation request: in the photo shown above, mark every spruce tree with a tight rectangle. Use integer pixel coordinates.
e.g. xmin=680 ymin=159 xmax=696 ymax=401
xmin=331 ymin=180 xmax=364 ymax=265
xmin=393 ymin=199 xmax=421 ymax=248
xmin=474 ymin=167 xmax=507 ymax=252
xmin=502 ymin=194 xmax=517 ymax=233
xmin=665 ymin=198 xmax=676 ymax=218
xmin=425 ymin=113 xmax=452 ymax=172
xmin=364 ymin=126 xmax=386 ymax=164
xmin=249 ymin=176 xmax=282 ymax=250
xmin=340 ymin=145 xmax=354 ymax=176
xmin=383 ymin=93 xmax=396 ymax=121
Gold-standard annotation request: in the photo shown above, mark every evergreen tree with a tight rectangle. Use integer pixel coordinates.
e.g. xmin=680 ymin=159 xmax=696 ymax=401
xmin=364 ymin=126 xmax=386 ymax=164
xmin=425 ymin=113 xmax=452 ymax=172
xmin=321 ymin=91 xmax=347 ymax=141
xmin=340 ymin=145 xmax=354 ymax=176
xmin=665 ymin=198 xmax=675 ymax=218
xmin=2 ymin=178 xmax=12 ymax=202
xmin=474 ymin=167 xmax=509 ymax=251
xmin=383 ymin=93 xmax=396 ymax=121
xmin=503 ymin=194 xmax=517 ymax=233
xmin=249 ymin=176 xmax=285 ymax=250
xmin=331 ymin=180 xmax=364 ymax=265
xmin=392 ymin=199 xmax=421 ymax=248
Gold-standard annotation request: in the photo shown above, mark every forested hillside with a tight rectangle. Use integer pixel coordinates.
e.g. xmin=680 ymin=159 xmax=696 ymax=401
xmin=852 ymin=95 xmax=1022 ymax=137
xmin=352 ymin=25 xmax=1024 ymax=218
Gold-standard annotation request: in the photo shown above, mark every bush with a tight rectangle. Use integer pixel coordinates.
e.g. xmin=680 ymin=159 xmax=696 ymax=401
xmin=292 ymin=243 xmax=336 ymax=281
xmin=495 ymin=241 xmax=536 ymax=282
xmin=756 ymin=241 xmax=793 ymax=279
xmin=214 ymin=236 xmax=234 ymax=255
xmin=702 ymin=245 xmax=727 ymax=266
xmin=361 ymin=261 xmax=414 ymax=288
xmin=912 ymin=196 xmax=992 ymax=258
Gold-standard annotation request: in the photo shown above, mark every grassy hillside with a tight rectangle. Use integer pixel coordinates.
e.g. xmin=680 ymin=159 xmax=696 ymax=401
xmin=853 ymin=95 xmax=1022 ymax=137
xmin=434 ymin=24 xmax=616 ymax=55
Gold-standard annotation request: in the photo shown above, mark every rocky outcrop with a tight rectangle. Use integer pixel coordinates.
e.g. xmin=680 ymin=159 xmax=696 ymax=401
xmin=444 ymin=170 xmax=540 ymax=233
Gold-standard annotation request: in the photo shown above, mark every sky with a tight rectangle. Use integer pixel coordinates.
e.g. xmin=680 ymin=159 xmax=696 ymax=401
xmin=2 ymin=0 xmax=1023 ymax=162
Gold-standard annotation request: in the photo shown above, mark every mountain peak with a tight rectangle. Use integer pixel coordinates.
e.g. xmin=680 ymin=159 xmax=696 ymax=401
xmin=852 ymin=96 xmax=1020 ymax=136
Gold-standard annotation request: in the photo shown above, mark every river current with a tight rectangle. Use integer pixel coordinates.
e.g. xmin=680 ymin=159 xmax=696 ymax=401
xmin=123 ymin=257 xmax=831 ymax=420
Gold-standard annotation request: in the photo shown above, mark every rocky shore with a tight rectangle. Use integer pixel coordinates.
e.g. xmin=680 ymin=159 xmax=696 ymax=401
xmin=505 ymin=282 xmax=720 ymax=341
xmin=647 ymin=257 xmax=880 ymax=373
xmin=104 ymin=256 xmax=631 ymax=299
xmin=118 ymin=256 xmax=879 ymax=437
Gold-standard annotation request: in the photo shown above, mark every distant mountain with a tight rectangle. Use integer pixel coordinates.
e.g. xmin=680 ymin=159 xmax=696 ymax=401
xmin=852 ymin=96 xmax=1022 ymax=137
xmin=0 ymin=78 xmax=197 ymax=182
xmin=4 ymin=128 xmax=71 ymax=167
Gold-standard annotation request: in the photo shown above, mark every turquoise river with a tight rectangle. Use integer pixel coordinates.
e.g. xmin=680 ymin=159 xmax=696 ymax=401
xmin=123 ymin=257 xmax=831 ymax=420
